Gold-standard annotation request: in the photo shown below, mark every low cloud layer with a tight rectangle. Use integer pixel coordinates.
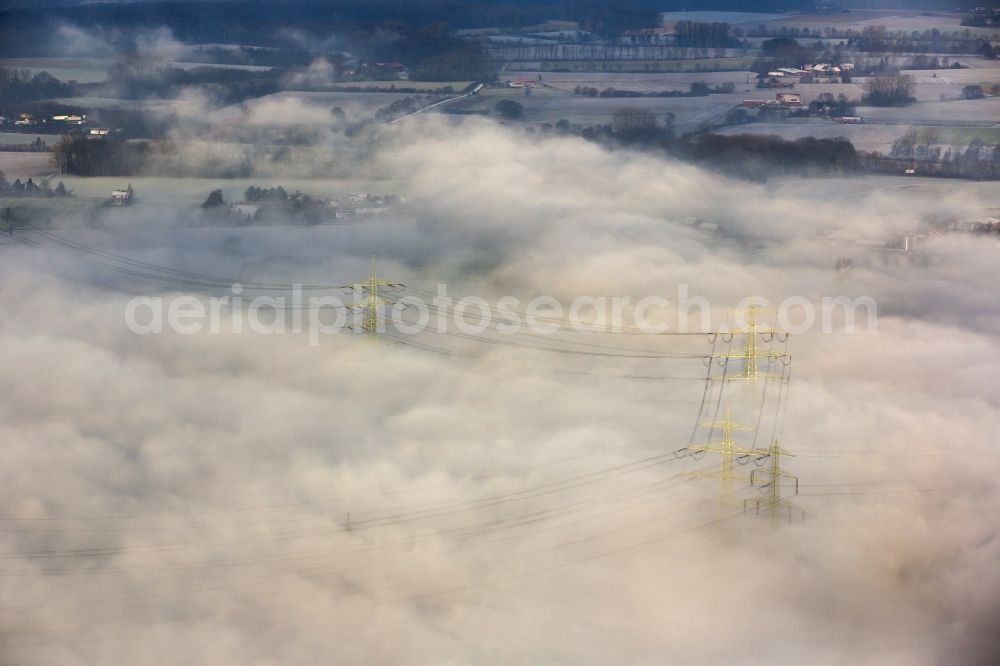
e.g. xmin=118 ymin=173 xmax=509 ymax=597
xmin=1 ymin=118 xmax=999 ymax=665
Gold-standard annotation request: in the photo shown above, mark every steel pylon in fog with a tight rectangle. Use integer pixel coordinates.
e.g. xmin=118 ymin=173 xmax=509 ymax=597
xmin=687 ymin=408 xmax=767 ymax=506
xmin=345 ymin=255 xmax=404 ymax=342
xmin=711 ymin=301 xmax=789 ymax=382
xmin=745 ymin=439 xmax=803 ymax=526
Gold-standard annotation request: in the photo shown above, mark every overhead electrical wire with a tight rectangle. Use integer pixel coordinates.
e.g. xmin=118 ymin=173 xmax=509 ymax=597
xmin=0 ymin=501 xmax=746 ymax=652
xmin=0 ymin=451 xmax=688 ymax=539
xmin=16 ymin=230 xmax=350 ymax=291
xmin=0 ymin=441 xmax=707 ymax=558
xmin=0 ymin=472 xmax=717 ymax=581
xmin=0 ymin=427 xmax=695 ymax=524
xmin=0 ymin=472 xmax=732 ymax=613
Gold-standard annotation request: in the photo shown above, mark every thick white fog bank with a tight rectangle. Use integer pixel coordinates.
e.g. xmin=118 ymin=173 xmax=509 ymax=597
xmin=1 ymin=120 xmax=998 ymax=665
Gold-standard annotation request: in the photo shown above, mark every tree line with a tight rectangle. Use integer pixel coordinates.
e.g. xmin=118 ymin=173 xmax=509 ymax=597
xmin=862 ymin=74 xmax=915 ymax=107
xmin=563 ymin=121 xmax=862 ymax=181
xmin=0 ymin=68 xmax=73 ymax=103
xmin=573 ymin=81 xmax=735 ymax=98
xmin=673 ymin=21 xmax=738 ymax=48
xmin=0 ymin=171 xmax=72 ymax=198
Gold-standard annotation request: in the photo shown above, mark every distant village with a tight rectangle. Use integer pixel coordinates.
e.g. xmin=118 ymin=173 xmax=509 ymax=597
xmin=681 ymin=210 xmax=1000 ymax=271
xmin=197 ymin=186 xmax=403 ymax=225
xmin=2 ymin=111 xmax=111 ymax=137
xmin=97 ymin=183 xmax=403 ymax=222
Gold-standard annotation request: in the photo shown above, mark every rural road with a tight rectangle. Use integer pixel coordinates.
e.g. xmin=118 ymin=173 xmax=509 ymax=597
xmin=389 ymin=86 xmax=481 ymax=123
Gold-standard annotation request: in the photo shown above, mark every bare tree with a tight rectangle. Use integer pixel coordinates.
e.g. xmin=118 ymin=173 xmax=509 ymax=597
xmin=611 ymin=107 xmax=657 ymax=132
xmin=863 ymin=74 xmax=915 ymax=106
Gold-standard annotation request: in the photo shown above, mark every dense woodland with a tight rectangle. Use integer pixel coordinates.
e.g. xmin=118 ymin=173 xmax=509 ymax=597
xmin=50 ymin=133 xmax=153 ymax=177
xmin=673 ymin=21 xmax=739 ymax=48
xmin=0 ymin=1 xmax=663 ymax=60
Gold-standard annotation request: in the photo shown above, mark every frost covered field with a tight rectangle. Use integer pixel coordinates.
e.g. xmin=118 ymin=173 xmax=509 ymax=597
xmin=0 ymin=57 xmax=112 ymax=83
xmin=759 ymin=9 xmax=999 ymax=35
xmin=716 ymin=121 xmax=909 ymax=153
xmin=504 ymin=70 xmax=755 ymax=93
xmin=0 ymin=132 xmax=53 ymax=146
xmin=0 ymin=152 xmax=53 ymax=179
xmin=858 ymin=97 xmax=1000 ymax=125
xmin=450 ymin=85 xmax=747 ymax=132
xmin=227 ymin=91 xmax=440 ymax=124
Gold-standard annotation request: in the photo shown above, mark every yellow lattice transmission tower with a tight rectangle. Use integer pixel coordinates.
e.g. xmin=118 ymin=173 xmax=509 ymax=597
xmin=745 ymin=439 xmax=803 ymax=526
xmin=712 ymin=301 xmax=789 ymax=382
xmin=687 ymin=408 xmax=766 ymax=505
xmin=346 ymin=256 xmax=403 ymax=342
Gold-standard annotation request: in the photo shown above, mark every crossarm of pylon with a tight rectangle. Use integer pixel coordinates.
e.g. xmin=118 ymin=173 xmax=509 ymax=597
xmin=687 ymin=442 xmax=766 ymax=457
xmin=348 ymin=282 xmax=400 ymax=291
xmin=699 ymin=421 xmax=755 ymax=431
xmin=712 ymin=351 xmax=789 ymax=360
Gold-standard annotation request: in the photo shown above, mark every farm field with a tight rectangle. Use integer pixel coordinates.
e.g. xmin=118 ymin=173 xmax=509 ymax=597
xmin=169 ymin=61 xmax=274 ymax=72
xmin=0 ymin=56 xmax=275 ymax=83
xmin=485 ymin=35 xmax=559 ymax=45
xmin=716 ymin=121 xmax=909 ymax=153
xmin=659 ymin=11 xmax=793 ymax=26
xmin=232 ymin=91 xmax=437 ymax=124
xmin=49 ymin=97 xmax=186 ymax=111
xmin=510 ymin=58 xmax=758 ymax=73
xmin=0 ymin=196 xmax=103 ymax=227
xmin=759 ymin=9 xmax=997 ymax=35
xmin=857 ymin=97 xmax=1000 ymax=125
xmin=321 ymin=81 xmax=473 ymax=92
xmin=766 ymin=174 xmax=1000 ymax=213
xmin=451 ymin=86 xmax=745 ymax=132
xmin=903 ymin=58 xmax=1000 ymax=101
xmin=913 ymin=58 xmax=1000 ymax=82
xmin=0 ymin=151 xmax=53 ymax=178
xmin=909 ymin=78 xmax=973 ymax=103
xmin=0 ymin=132 xmax=55 ymax=146
xmin=0 ymin=57 xmax=112 ymax=83
xmin=506 ymin=70 xmax=755 ymax=93
xmin=934 ymin=127 xmax=1000 ymax=144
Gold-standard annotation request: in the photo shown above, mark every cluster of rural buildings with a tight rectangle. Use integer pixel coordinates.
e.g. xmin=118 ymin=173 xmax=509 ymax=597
xmin=231 ymin=192 xmax=401 ymax=222
xmin=9 ymin=112 xmax=84 ymax=127
xmin=822 ymin=215 xmax=1000 ymax=266
xmin=109 ymin=185 xmax=135 ymax=206
xmin=761 ymin=62 xmax=854 ymax=89
xmin=741 ymin=89 xmax=862 ymax=122
xmin=741 ymin=92 xmax=809 ymax=112
xmin=767 ymin=63 xmax=854 ymax=79
xmin=331 ymin=60 xmax=410 ymax=81
xmin=2 ymin=112 xmax=111 ymax=136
